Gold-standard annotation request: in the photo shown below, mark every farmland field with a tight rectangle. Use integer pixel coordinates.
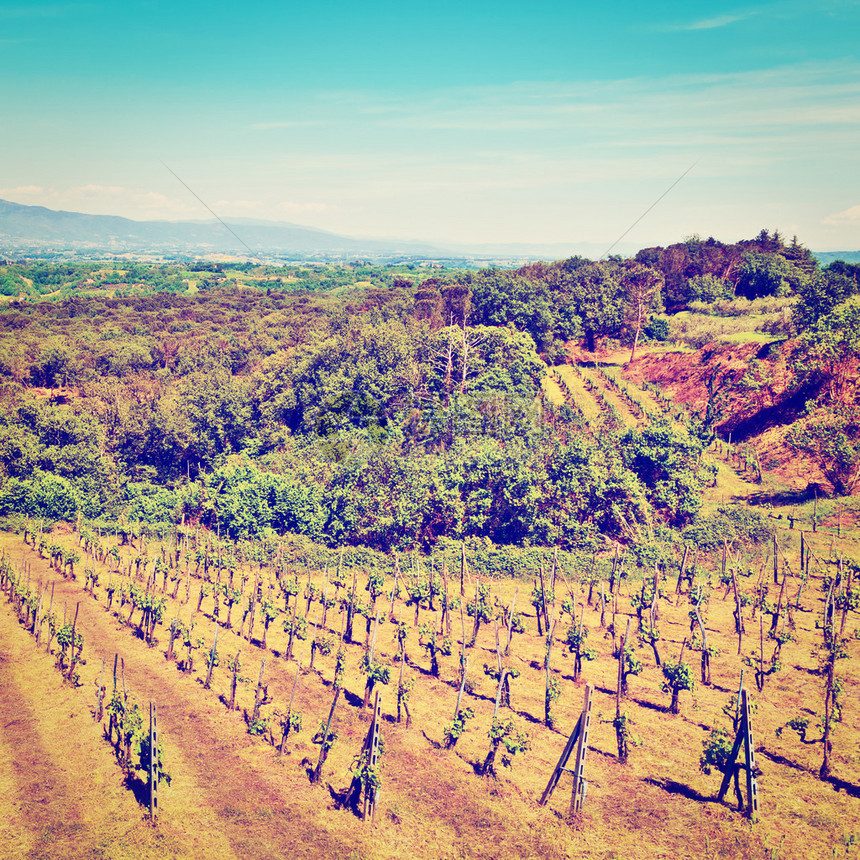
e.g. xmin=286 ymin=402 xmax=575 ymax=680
xmin=2 ymin=471 xmax=859 ymax=860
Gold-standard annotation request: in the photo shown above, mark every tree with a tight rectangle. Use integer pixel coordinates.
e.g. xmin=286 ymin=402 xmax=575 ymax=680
xmin=622 ymin=265 xmax=664 ymax=363
xmin=621 ymin=420 xmax=705 ymax=525
xmin=735 ymin=252 xmax=809 ymax=300
xmin=549 ymin=260 xmax=625 ymax=352
xmin=786 ymin=407 xmax=860 ymax=496
xmin=794 ymin=267 xmax=859 ymax=330
xmin=687 ymin=274 xmax=733 ymax=303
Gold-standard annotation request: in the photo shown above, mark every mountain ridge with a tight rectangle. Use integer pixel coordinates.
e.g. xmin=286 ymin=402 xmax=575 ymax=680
xmin=0 ymin=198 xmax=624 ymax=262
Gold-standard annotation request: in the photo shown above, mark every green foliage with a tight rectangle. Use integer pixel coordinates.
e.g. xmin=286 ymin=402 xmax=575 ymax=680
xmin=661 ymin=658 xmax=695 ymax=713
xmin=487 ymin=716 xmax=531 ymax=768
xmin=0 ymin=469 xmax=80 ymax=520
xmin=620 ymin=643 xmax=642 ymax=688
xmin=786 ymin=406 xmax=860 ymax=496
xmin=444 ymin=707 xmax=475 ymax=748
xmin=643 ymin=316 xmax=670 ymax=341
xmin=0 ymin=250 xmax=839 ymax=573
xmin=360 ymin=654 xmax=391 ymax=686
xmin=687 ymin=274 xmax=734 ymax=303
xmin=351 ymin=744 xmax=384 ymax=795
xmin=621 ymin=420 xmax=705 ymax=525
xmin=735 ymin=251 xmax=810 ymax=300
xmin=699 ymin=728 xmax=735 ymax=775
xmin=794 ymin=264 xmax=860 ymax=329
xmin=564 ymin=625 xmax=596 ymax=661
xmin=682 ymin=506 xmax=774 ymax=551
xmin=283 ymin=613 xmax=308 ymax=640
xmin=247 ymin=716 xmax=271 ymax=736
xmin=776 ymin=717 xmax=811 ymax=742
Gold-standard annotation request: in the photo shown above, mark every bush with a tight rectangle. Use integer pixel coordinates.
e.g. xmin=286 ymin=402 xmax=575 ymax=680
xmin=0 ymin=470 xmax=79 ymax=521
xmin=682 ymin=506 xmax=774 ymax=551
xmin=643 ymin=316 xmax=670 ymax=342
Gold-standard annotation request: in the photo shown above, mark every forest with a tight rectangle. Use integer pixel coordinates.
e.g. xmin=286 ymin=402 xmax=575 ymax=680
xmin=0 ymin=229 xmax=856 ymax=553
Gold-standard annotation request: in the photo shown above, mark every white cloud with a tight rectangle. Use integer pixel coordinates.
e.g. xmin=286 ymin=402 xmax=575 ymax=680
xmin=250 ymin=120 xmax=326 ymax=131
xmin=212 ymin=199 xmax=263 ymax=213
xmin=823 ymin=204 xmax=860 ymax=225
xmin=73 ymin=184 xmax=128 ymax=197
xmin=0 ymin=184 xmax=45 ymax=197
xmin=276 ymin=201 xmax=336 ymax=215
xmin=322 ymin=63 xmax=860 ymax=144
xmin=670 ymin=12 xmax=757 ymax=31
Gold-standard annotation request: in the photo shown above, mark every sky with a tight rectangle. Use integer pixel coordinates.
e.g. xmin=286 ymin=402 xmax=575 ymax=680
xmin=1 ymin=0 xmax=859 ymax=252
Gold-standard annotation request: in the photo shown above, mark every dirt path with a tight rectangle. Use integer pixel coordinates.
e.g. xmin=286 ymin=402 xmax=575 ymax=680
xmin=0 ymin=606 xmax=88 ymax=860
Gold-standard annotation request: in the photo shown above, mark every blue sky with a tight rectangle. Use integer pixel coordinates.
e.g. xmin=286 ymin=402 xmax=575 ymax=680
xmin=2 ymin=0 xmax=859 ymax=252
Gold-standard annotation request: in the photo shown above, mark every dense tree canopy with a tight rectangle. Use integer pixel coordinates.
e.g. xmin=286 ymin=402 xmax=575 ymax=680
xmin=0 ymin=227 xmax=855 ymax=543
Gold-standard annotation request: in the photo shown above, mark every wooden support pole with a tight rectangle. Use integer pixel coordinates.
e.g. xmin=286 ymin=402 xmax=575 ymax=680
xmin=539 ymin=713 xmax=582 ymax=806
xmin=717 ymin=688 xmax=758 ymax=819
xmin=149 ymin=702 xmax=158 ymax=823
xmin=742 ymin=689 xmax=759 ymax=820
xmin=569 ymin=685 xmax=592 ymax=820
xmin=363 ymin=691 xmax=382 ymax=823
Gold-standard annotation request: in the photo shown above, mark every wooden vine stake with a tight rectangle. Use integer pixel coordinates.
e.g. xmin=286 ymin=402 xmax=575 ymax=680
xmin=149 ymin=702 xmax=158 ymax=823
xmin=716 ymin=688 xmax=759 ymax=820
xmin=539 ymin=684 xmax=593 ymax=822
xmin=363 ymin=691 xmax=383 ymax=824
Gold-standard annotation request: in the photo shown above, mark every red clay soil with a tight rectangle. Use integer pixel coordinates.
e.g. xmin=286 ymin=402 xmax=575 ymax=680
xmin=623 ymin=342 xmax=764 ymax=416
xmin=622 ymin=341 xmax=835 ymax=489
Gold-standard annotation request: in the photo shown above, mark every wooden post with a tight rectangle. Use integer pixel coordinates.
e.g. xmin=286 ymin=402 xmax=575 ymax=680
xmin=454 ymin=654 xmax=469 ymax=719
xmin=251 ymin=659 xmax=267 ymax=724
xmin=731 ymin=569 xmax=744 ymax=655
xmin=539 ymin=713 xmax=582 ymax=806
xmin=313 ymin=681 xmax=340 ymax=785
xmin=504 ymin=587 xmax=518 ymax=656
xmin=67 ymin=602 xmax=80 ymax=682
xmin=717 ymin=688 xmax=758 ymax=819
xmin=363 ymin=691 xmax=382 ymax=823
xmin=742 ymin=689 xmax=759 ymax=820
xmin=773 ymin=535 xmax=779 ymax=584
xmin=204 ymin=627 xmax=219 ymax=689
xmin=149 ymin=702 xmax=158 ymax=823
xmin=675 ymin=545 xmax=689 ymax=594
xmin=569 ymin=685 xmax=592 ymax=820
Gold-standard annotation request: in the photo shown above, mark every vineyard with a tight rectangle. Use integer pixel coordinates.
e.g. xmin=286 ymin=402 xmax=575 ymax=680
xmin=1 ymin=363 xmax=859 ymax=860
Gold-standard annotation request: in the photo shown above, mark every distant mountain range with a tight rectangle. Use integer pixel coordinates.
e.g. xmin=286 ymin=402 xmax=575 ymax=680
xmin=2 ymin=198 xmax=857 ymax=265
xmin=811 ymin=250 xmax=860 ymax=265
xmin=0 ymin=198 xmax=618 ymax=263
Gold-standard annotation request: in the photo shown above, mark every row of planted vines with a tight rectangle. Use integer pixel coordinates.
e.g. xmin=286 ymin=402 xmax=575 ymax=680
xmin=2 ymin=507 xmax=858 ymax=856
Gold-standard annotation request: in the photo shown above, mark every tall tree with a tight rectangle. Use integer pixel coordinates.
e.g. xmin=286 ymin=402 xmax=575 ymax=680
xmin=622 ymin=265 xmax=663 ymax=363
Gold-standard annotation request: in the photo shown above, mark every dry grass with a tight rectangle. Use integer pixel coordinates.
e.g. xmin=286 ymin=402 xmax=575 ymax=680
xmin=1 ymin=360 xmax=857 ymax=860
xmin=554 ymin=365 xmax=602 ymax=423
xmin=543 ymin=374 xmax=567 ymax=406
